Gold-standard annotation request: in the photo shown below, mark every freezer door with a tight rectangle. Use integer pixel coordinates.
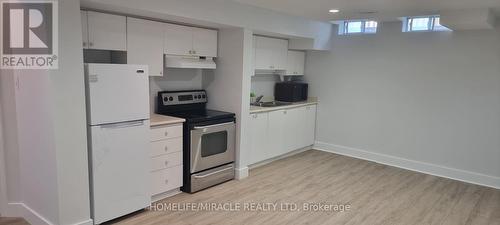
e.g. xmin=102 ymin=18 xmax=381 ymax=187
xmin=89 ymin=120 xmax=150 ymax=224
xmin=86 ymin=63 xmax=149 ymax=125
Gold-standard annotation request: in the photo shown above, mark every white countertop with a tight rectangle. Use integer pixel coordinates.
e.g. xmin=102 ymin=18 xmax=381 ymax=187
xmin=250 ymin=98 xmax=318 ymax=114
xmin=150 ymin=114 xmax=185 ymax=127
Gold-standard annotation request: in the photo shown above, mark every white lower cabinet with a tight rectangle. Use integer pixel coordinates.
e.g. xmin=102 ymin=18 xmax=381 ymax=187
xmin=150 ymin=123 xmax=183 ymax=197
xmin=248 ymin=113 xmax=269 ymax=164
xmin=248 ymin=104 xmax=317 ymax=165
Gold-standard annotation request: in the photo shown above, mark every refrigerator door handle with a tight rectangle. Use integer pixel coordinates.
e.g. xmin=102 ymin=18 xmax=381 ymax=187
xmin=100 ymin=120 xmax=145 ymax=129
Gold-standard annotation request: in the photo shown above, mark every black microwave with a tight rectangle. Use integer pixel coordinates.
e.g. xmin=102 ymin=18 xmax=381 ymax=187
xmin=274 ymin=82 xmax=308 ymax=102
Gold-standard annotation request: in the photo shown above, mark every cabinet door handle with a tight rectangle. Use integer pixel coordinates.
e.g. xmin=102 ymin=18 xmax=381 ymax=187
xmin=89 ymin=42 xmax=93 ymax=47
xmin=164 ymin=131 xmax=169 ymax=136
xmin=164 ymin=179 xmax=169 ymax=184
xmin=164 ymin=161 xmax=169 ymax=166
xmin=164 ymin=146 xmax=169 ymax=152
xmin=252 ymin=114 xmax=257 ymax=118
xmin=82 ymin=42 xmax=86 ymax=47
xmin=283 ymin=111 xmax=287 ymax=114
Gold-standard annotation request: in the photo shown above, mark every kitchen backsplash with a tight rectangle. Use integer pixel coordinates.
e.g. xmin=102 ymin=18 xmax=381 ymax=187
xmin=250 ymin=75 xmax=279 ymax=99
xmin=149 ymin=68 xmax=203 ymax=113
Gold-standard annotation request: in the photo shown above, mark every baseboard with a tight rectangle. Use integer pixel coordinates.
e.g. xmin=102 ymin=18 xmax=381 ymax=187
xmin=71 ymin=219 xmax=93 ymax=225
xmin=7 ymin=202 xmax=55 ymax=225
xmin=5 ymin=203 xmax=93 ymax=225
xmin=314 ymin=141 xmax=500 ymax=189
xmin=235 ymin=167 xmax=249 ymax=180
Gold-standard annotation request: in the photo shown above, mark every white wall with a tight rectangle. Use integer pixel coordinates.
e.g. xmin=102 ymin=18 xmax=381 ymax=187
xmin=203 ymin=28 xmax=253 ymax=177
xmin=0 ymin=0 xmax=92 ymax=224
xmin=0 ymin=73 xmax=21 ymax=205
xmin=307 ymin=22 xmax=500 ymax=188
xmin=51 ymin=0 xmax=92 ymax=224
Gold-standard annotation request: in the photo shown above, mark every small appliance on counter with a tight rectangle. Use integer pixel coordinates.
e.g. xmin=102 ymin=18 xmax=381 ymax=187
xmin=156 ymin=90 xmax=236 ymax=193
xmin=85 ymin=64 xmax=150 ymax=224
xmin=274 ymin=82 xmax=308 ymax=102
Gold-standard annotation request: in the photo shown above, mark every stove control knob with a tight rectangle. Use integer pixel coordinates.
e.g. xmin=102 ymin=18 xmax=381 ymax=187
xmin=169 ymin=97 xmax=173 ymax=101
xmin=202 ymin=95 xmax=206 ymax=99
xmin=198 ymin=95 xmax=202 ymax=99
xmin=163 ymin=97 xmax=168 ymax=102
xmin=194 ymin=95 xmax=198 ymax=99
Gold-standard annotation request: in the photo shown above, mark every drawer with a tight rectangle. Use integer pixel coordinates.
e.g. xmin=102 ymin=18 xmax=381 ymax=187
xmin=150 ymin=124 xmax=182 ymax=141
xmin=151 ymin=165 xmax=183 ymax=196
xmin=150 ymin=137 xmax=182 ymax=157
xmin=151 ymin=151 xmax=182 ymax=172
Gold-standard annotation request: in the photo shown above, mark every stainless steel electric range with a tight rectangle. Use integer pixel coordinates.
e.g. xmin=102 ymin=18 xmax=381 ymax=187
xmin=156 ymin=90 xmax=235 ymax=193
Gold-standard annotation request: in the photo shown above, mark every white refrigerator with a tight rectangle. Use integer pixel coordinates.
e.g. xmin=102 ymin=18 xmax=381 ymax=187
xmin=85 ymin=64 xmax=150 ymax=224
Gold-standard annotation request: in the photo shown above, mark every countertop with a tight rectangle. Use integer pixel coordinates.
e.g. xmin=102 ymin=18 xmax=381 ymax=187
xmin=250 ymin=97 xmax=318 ymax=114
xmin=150 ymin=113 xmax=185 ymax=127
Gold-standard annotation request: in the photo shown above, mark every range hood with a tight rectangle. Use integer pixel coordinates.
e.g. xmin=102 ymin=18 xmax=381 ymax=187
xmin=164 ymin=55 xmax=216 ymax=69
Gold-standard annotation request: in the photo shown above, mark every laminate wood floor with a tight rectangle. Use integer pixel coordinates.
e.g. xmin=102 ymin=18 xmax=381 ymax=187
xmin=3 ymin=150 xmax=499 ymax=225
xmin=0 ymin=217 xmax=29 ymax=225
xmin=109 ymin=150 xmax=500 ymax=225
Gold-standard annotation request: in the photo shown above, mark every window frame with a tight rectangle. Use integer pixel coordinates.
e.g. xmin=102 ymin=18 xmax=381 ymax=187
xmin=404 ymin=16 xmax=450 ymax=32
xmin=339 ymin=20 xmax=378 ymax=35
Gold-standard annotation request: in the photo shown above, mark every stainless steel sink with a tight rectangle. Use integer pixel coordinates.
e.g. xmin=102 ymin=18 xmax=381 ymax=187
xmin=252 ymin=101 xmax=292 ymax=107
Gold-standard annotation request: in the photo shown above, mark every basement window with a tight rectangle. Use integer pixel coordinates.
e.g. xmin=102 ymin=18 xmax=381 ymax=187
xmin=338 ymin=20 xmax=378 ymax=35
xmin=403 ymin=16 xmax=451 ymax=32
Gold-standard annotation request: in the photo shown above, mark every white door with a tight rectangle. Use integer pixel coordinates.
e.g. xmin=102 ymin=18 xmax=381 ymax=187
xmin=90 ymin=120 xmax=150 ymax=224
xmin=303 ymin=105 xmax=317 ymax=146
xmin=164 ymin=23 xmax=193 ymax=56
xmin=285 ymin=50 xmax=296 ymax=75
xmin=85 ymin=64 xmax=149 ymax=125
xmin=127 ymin=18 xmax=165 ymax=76
xmin=283 ymin=107 xmax=301 ymax=153
xmin=273 ymin=38 xmax=289 ymax=70
xmin=268 ymin=109 xmax=286 ymax=158
xmin=248 ymin=113 xmax=269 ymax=165
xmin=87 ymin=11 xmax=127 ymax=51
xmin=286 ymin=51 xmax=306 ymax=75
xmin=81 ymin=11 xmax=88 ymax=49
xmin=295 ymin=51 xmax=306 ymax=75
xmin=254 ymin=36 xmax=274 ymax=70
xmin=192 ymin=28 xmax=218 ymax=57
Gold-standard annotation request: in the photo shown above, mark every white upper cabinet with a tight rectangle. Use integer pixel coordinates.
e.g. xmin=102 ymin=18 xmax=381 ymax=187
xmin=164 ymin=23 xmax=193 ymax=56
xmin=192 ymin=27 xmax=218 ymax=57
xmin=127 ymin=18 xmax=165 ymax=76
xmin=86 ymin=11 xmax=127 ymax=51
xmin=164 ymin=24 xmax=217 ymax=57
xmin=254 ymin=36 xmax=288 ymax=71
xmin=81 ymin=11 xmax=89 ymax=49
xmin=286 ymin=50 xmax=306 ymax=75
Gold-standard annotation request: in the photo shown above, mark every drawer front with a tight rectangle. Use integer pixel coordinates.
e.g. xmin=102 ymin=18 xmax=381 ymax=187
xmin=151 ymin=165 xmax=183 ymax=196
xmin=151 ymin=137 xmax=182 ymax=157
xmin=150 ymin=124 xmax=183 ymax=141
xmin=151 ymin=151 xmax=182 ymax=172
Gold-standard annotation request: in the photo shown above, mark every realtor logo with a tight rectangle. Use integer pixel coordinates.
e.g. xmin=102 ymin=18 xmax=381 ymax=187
xmin=1 ymin=0 xmax=58 ymax=69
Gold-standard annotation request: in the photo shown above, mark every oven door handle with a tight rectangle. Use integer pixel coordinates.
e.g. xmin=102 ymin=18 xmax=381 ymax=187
xmin=193 ymin=122 xmax=234 ymax=130
xmin=193 ymin=165 xmax=234 ymax=179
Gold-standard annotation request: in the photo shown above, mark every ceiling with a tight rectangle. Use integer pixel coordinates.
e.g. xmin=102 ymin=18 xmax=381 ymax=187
xmin=232 ymin=0 xmax=500 ymax=22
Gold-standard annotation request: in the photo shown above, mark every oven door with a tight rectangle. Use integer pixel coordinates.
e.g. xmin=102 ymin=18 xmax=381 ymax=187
xmin=190 ymin=121 xmax=235 ymax=173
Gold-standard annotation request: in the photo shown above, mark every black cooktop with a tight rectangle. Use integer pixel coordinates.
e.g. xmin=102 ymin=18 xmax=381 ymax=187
xmin=160 ymin=109 xmax=235 ymax=123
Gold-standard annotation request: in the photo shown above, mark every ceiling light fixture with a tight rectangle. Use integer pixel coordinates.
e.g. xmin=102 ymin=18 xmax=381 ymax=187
xmin=329 ymin=9 xmax=340 ymax=13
